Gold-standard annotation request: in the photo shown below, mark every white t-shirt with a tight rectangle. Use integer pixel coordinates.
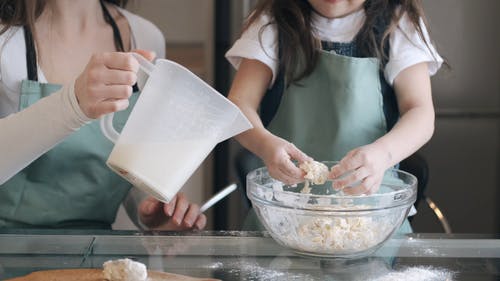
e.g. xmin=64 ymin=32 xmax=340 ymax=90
xmin=226 ymin=9 xmax=443 ymax=87
xmin=0 ymin=7 xmax=165 ymax=184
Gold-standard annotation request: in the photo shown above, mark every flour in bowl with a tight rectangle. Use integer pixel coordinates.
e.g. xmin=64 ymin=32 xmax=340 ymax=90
xmin=295 ymin=212 xmax=393 ymax=253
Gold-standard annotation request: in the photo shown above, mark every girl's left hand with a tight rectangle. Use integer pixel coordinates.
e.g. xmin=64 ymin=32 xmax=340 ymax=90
xmin=328 ymin=144 xmax=392 ymax=195
xmin=138 ymin=192 xmax=206 ymax=230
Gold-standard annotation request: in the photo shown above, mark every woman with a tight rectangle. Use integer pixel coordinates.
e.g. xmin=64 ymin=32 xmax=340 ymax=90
xmin=0 ymin=0 xmax=206 ymax=230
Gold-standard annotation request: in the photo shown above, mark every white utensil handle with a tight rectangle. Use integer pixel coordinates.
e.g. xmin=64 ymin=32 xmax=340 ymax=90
xmin=200 ymin=183 xmax=238 ymax=213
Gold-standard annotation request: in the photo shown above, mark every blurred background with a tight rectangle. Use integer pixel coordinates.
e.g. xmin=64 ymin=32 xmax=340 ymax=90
xmin=113 ymin=0 xmax=500 ymax=234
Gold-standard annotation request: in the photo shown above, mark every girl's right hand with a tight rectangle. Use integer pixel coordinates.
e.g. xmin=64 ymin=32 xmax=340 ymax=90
xmin=138 ymin=192 xmax=206 ymax=231
xmin=260 ymin=134 xmax=312 ymax=185
xmin=74 ymin=52 xmax=139 ymax=119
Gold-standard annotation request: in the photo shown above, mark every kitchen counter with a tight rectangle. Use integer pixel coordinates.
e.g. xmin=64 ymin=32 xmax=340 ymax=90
xmin=0 ymin=230 xmax=498 ymax=280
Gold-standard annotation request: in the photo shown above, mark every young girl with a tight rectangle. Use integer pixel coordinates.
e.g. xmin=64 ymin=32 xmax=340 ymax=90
xmin=227 ymin=0 xmax=442 ymax=197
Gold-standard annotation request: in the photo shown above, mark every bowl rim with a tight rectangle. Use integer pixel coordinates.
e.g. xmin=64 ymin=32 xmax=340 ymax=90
xmin=249 ymin=195 xmax=414 ymax=212
xmin=246 ymin=162 xmax=417 ymax=211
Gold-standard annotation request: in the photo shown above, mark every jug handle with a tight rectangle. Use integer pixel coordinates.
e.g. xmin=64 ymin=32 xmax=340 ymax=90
xmin=100 ymin=53 xmax=156 ymax=143
xmin=131 ymin=52 xmax=155 ymax=76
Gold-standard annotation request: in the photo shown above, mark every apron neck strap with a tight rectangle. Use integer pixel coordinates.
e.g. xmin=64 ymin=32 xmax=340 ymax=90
xmin=23 ymin=0 xmax=126 ymax=82
xmin=100 ymin=0 xmax=126 ymax=52
xmin=23 ymin=26 xmax=38 ymax=82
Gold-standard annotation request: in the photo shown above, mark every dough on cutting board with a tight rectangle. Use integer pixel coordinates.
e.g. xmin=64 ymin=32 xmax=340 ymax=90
xmin=103 ymin=258 xmax=147 ymax=281
xmin=6 ymin=268 xmax=219 ymax=281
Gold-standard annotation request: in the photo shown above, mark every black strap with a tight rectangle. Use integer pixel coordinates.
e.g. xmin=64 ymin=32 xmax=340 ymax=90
xmin=100 ymin=0 xmax=139 ymax=92
xmin=372 ymin=15 xmax=399 ymax=131
xmin=23 ymin=26 xmax=38 ymax=81
xmin=100 ymin=0 xmax=125 ymax=52
xmin=24 ymin=0 xmax=135 ymax=92
xmin=260 ymin=32 xmax=285 ymax=127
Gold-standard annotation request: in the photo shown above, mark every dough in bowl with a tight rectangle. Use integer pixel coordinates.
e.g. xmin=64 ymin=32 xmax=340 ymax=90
xmin=299 ymin=160 xmax=329 ymax=193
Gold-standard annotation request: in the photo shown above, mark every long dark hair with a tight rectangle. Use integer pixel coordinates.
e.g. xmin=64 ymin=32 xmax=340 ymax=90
xmin=0 ymin=0 xmax=129 ymax=34
xmin=245 ymin=0 xmax=434 ymax=86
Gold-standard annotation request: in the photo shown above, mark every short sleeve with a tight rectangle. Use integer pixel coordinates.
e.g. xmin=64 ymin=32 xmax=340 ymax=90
xmin=225 ymin=13 xmax=279 ymax=87
xmin=385 ymin=14 xmax=443 ymax=85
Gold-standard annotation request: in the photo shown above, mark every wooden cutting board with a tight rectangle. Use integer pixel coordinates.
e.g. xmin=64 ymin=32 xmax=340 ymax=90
xmin=6 ymin=268 xmax=220 ymax=281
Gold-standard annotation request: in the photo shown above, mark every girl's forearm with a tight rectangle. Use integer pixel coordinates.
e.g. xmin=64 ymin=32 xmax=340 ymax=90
xmin=373 ymin=105 xmax=435 ymax=167
xmin=232 ymin=104 xmax=272 ymax=159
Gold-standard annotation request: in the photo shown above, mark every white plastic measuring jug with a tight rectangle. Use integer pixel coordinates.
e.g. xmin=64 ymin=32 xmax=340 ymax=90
xmin=100 ymin=54 xmax=252 ymax=203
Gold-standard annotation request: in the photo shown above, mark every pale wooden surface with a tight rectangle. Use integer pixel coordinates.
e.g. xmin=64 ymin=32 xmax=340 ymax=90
xmin=6 ymin=269 xmax=219 ymax=281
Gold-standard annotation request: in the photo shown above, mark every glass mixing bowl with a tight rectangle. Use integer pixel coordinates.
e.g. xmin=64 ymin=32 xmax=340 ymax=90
xmin=247 ymin=161 xmax=417 ymax=258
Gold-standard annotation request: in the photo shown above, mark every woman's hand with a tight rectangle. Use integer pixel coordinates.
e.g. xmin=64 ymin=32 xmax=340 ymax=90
xmin=138 ymin=192 xmax=206 ymax=231
xmin=260 ymin=134 xmax=311 ymax=185
xmin=74 ymin=52 xmax=139 ymax=119
xmin=329 ymin=143 xmax=392 ymax=195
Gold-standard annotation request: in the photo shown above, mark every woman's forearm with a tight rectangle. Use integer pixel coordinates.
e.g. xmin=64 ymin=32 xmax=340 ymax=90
xmin=0 ymin=83 xmax=89 ymax=184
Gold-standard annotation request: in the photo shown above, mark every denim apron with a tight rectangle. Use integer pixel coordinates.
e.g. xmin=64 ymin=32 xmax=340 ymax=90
xmin=245 ymin=26 xmax=412 ymax=234
xmin=0 ymin=2 xmax=138 ymax=229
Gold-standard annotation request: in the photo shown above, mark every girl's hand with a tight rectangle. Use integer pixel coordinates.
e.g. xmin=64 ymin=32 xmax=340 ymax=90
xmin=329 ymin=144 xmax=392 ymax=195
xmin=260 ymin=134 xmax=312 ymax=185
xmin=138 ymin=192 xmax=206 ymax=231
xmin=74 ymin=52 xmax=139 ymax=119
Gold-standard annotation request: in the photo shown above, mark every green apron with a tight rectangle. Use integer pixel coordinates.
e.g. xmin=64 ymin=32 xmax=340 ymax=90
xmin=0 ymin=80 xmax=138 ymax=229
xmin=245 ymin=48 xmax=412 ymax=234
xmin=267 ymin=50 xmax=386 ymax=161
xmin=0 ymin=2 xmax=138 ymax=229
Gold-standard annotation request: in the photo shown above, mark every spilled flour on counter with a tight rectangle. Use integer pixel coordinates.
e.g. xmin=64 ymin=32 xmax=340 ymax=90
xmin=218 ymin=260 xmax=315 ymax=281
xmin=369 ymin=266 xmax=454 ymax=281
